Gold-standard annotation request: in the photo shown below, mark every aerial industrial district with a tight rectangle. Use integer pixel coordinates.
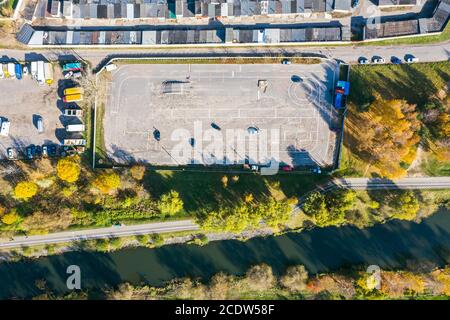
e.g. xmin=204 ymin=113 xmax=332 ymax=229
xmin=0 ymin=0 xmax=449 ymax=302
xmin=2 ymin=0 xmax=449 ymax=165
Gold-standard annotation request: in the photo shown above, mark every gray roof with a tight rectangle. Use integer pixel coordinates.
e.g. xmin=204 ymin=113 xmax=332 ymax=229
xmin=16 ymin=23 xmax=35 ymax=44
xmin=67 ymin=0 xmax=333 ymax=19
xmin=334 ymin=0 xmax=351 ymax=11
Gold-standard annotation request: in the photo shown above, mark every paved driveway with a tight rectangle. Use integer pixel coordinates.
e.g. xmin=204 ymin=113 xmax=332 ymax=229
xmin=0 ymin=77 xmax=63 ymax=158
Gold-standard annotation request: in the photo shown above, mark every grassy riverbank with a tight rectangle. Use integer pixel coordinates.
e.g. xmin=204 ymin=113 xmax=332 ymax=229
xmin=32 ymin=264 xmax=450 ymax=300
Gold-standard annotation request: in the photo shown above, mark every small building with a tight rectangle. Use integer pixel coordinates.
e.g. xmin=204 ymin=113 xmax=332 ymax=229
xmin=48 ymin=0 xmax=61 ymax=17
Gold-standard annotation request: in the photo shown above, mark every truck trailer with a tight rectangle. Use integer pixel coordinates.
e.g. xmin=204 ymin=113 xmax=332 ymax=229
xmin=31 ymin=61 xmax=38 ymax=79
xmin=44 ymin=62 xmax=53 ymax=85
xmin=37 ymin=61 xmax=45 ymax=86
xmin=7 ymin=63 xmax=15 ymax=78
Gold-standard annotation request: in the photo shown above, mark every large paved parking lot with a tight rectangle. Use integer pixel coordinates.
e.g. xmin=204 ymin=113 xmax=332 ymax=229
xmin=104 ymin=62 xmax=338 ymax=167
xmin=0 ymin=78 xmax=62 ymax=158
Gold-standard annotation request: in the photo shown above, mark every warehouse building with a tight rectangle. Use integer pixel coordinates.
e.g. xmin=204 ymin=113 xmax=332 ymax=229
xmin=363 ymin=0 xmax=449 ymax=39
xmin=41 ymin=0 xmax=347 ymax=20
xmin=375 ymin=0 xmax=417 ymax=6
xmin=18 ymin=23 xmax=347 ymax=45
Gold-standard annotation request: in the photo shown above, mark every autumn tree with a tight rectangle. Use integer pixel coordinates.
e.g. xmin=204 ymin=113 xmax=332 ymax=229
xmin=351 ymin=99 xmax=421 ymax=178
xmin=245 ymin=264 xmax=276 ymax=291
xmin=390 ymin=191 xmax=420 ymax=221
xmin=56 ymin=158 xmax=81 ymax=183
xmin=303 ymin=190 xmax=356 ymax=227
xmin=130 ymin=165 xmax=146 ymax=181
xmin=280 ymin=265 xmax=309 ymax=292
xmin=157 ymin=190 xmax=184 ymax=216
xmin=1 ymin=210 xmax=19 ymax=225
xmin=92 ymin=171 xmax=121 ymax=194
xmin=14 ymin=181 xmax=38 ymax=201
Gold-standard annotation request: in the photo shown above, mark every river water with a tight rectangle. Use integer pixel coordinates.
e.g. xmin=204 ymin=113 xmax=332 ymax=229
xmin=0 ymin=209 xmax=449 ymax=299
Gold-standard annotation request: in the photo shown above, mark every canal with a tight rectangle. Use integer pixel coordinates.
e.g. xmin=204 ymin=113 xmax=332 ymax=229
xmin=0 ymin=209 xmax=449 ymax=299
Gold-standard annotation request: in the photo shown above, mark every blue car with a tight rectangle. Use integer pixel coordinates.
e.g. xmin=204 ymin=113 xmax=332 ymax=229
xmin=391 ymin=57 xmax=402 ymax=65
xmin=15 ymin=64 xmax=22 ymax=80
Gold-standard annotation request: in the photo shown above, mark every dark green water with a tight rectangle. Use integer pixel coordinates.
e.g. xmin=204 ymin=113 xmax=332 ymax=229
xmin=1 ymin=209 xmax=449 ymax=299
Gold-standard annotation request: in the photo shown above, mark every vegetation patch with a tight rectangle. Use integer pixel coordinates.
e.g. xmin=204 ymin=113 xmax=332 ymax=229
xmin=32 ymin=264 xmax=450 ymax=300
xmin=341 ymin=62 xmax=450 ymax=178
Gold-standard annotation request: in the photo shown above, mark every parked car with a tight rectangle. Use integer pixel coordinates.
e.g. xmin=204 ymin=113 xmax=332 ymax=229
xmin=281 ymin=165 xmax=293 ymax=172
xmin=358 ymin=57 xmax=369 ymax=64
xmin=26 ymin=145 xmax=35 ymax=159
xmin=391 ymin=56 xmax=402 ymax=65
xmin=247 ymin=126 xmax=260 ymax=135
xmin=0 ymin=119 xmax=10 ymax=137
xmin=49 ymin=144 xmax=57 ymax=157
xmin=35 ymin=145 xmax=42 ymax=157
xmin=281 ymin=59 xmax=291 ymax=65
xmin=405 ymin=55 xmax=419 ymax=63
xmin=36 ymin=116 xmax=44 ymax=133
xmin=6 ymin=148 xmax=15 ymax=160
xmin=372 ymin=56 xmax=385 ymax=64
xmin=42 ymin=145 xmax=48 ymax=157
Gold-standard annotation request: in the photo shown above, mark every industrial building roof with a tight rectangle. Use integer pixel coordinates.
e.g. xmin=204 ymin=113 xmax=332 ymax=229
xmin=364 ymin=0 xmax=449 ymax=39
xmin=376 ymin=0 xmax=417 ymax=5
xmin=17 ymin=23 xmax=344 ymax=46
xmin=50 ymin=0 xmax=339 ymax=19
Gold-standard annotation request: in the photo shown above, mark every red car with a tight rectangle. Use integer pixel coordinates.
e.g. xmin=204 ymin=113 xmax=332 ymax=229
xmin=281 ymin=165 xmax=293 ymax=172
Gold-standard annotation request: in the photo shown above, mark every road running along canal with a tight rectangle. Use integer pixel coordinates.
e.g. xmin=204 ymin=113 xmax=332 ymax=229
xmin=0 ymin=209 xmax=449 ymax=299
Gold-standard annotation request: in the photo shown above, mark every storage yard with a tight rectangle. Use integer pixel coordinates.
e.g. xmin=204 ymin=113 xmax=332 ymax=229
xmin=103 ymin=62 xmax=339 ymax=167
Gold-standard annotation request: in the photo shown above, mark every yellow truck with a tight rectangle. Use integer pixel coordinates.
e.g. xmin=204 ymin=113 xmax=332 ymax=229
xmin=63 ymin=87 xmax=84 ymax=96
xmin=63 ymin=93 xmax=83 ymax=103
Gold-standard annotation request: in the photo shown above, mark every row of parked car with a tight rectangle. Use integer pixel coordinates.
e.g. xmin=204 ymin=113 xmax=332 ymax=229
xmin=6 ymin=144 xmax=84 ymax=160
xmin=359 ymin=54 xmax=419 ymax=65
xmin=7 ymin=144 xmax=57 ymax=160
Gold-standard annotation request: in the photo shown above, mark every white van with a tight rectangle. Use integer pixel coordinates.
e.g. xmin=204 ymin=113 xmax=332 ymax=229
xmin=0 ymin=120 xmax=10 ymax=136
xmin=37 ymin=117 xmax=44 ymax=133
xmin=65 ymin=124 xmax=85 ymax=132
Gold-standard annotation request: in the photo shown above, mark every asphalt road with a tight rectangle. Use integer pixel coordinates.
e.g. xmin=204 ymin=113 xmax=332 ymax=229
xmin=0 ymin=220 xmax=199 ymax=249
xmin=1 ymin=177 xmax=448 ymax=249
xmin=1 ymin=40 xmax=449 ymax=67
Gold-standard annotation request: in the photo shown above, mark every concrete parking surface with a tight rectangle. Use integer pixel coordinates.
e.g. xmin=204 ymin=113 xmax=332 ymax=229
xmin=104 ymin=62 xmax=339 ymax=167
xmin=0 ymin=77 xmax=63 ymax=158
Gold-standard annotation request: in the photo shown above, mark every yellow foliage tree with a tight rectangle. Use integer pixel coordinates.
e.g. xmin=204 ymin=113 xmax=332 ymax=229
xmin=158 ymin=190 xmax=184 ymax=216
xmin=56 ymin=158 xmax=81 ymax=183
xmin=14 ymin=181 xmax=38 ymax=201
xmin=1 ymin=210 xmax=19 ymax=225
xmin=92 ymin=172 xmax=121 ymax=194
xmin=352 ymin=99 xmax=421 ymax=178
xmin=130 ymin=165 xmax=146 ymax=181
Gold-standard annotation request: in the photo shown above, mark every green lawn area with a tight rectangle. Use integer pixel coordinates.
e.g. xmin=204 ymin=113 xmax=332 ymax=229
xmin=340 ymin=61 xmax=450 ymax=177
xmin=348 ymin=61 xmax=450 ymax=107
xmin=143 ymin=170 xmax=329 ymax=215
